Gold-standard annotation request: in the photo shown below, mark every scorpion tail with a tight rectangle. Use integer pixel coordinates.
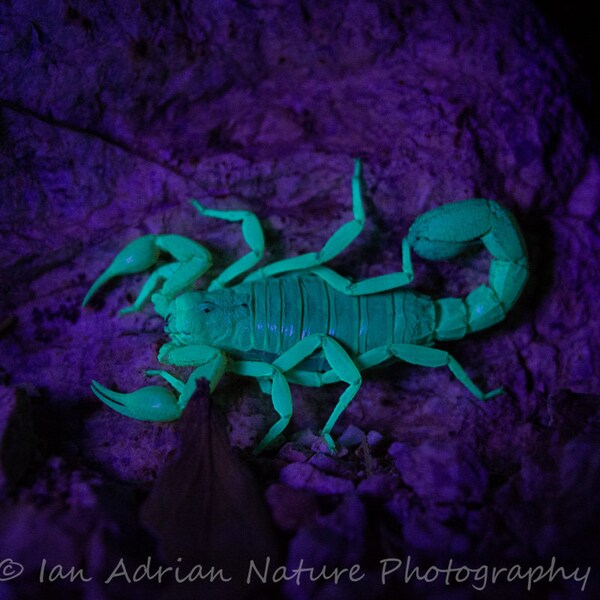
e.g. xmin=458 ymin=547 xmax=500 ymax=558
xmin=407 ymin=199 xmax=528 ymax=341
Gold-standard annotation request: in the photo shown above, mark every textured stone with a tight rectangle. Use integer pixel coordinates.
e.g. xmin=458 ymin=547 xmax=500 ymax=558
xmin=389 ymin=440 xmax=488 ymax=504
xmin=265 ymin=483 xmax=318 ymax=531
xmin=0 ymin=458 xmax=156 ymax=599
xmin=280 ymin=462 xmax=355 ymax=495
xmin=336 ymin=424 xmax=366 ymax=448
xmin=0 ymin=0 xmax=598 ymax=597
xmin=285 ymin=494 xmax=367 ymax=600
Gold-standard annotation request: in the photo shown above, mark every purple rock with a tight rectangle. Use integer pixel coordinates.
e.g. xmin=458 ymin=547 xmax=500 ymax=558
xmin=265 ymin=483 xmax=318 ymax=531
xmin=280 ymin=463 xmax=355 ymax=495
xmin=284 ymin=494 xmax=366 ymax=600
xmin=308 ymin=452 xmax=355 ymax=478
xmin=401 ymin=508 xmax=471 ymax=555
xmin=336 ymin=424 xmax=366 ymax=448
xmin=389 ymin=440 xmax=488 ymax=504
xmin=356 ymin=473 xmax=397 ymax=499
xmin=0 ymin=458 xmax=156 ymax=599
xmin=278 ymin=441 xmax=311 ymax=463
xmin=366 ymin=430 xmax=385 ymax=449
xmin=0 ymin=1 xmax=598 ymax=597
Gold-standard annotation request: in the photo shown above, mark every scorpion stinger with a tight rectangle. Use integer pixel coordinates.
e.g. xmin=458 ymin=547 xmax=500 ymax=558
xmin=84 ymin=159 xmax=528 ymax=454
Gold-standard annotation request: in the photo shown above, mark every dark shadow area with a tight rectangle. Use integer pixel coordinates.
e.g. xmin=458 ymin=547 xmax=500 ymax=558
xmin=534 ymin=0 xmax=599 ymax=144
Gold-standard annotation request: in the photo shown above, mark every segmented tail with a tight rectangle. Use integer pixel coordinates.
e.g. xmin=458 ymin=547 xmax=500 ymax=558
xmin=407 ymin=199 xmax=528 ymax=341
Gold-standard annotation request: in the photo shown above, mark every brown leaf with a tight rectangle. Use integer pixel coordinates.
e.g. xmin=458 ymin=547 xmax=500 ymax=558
xmin=141 ymin=380 xmax=280 ymax=600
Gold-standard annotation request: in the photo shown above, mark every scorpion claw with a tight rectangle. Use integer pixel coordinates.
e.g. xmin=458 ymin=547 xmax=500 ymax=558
xmin=91 ymin=380 xmax=182 ymax=421
xmin=82 ymin=235 xmax=160 ymax=307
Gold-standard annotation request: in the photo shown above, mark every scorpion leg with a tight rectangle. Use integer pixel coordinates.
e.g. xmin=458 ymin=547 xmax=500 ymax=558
xmin=285 ymin=369 xmax=334 ymax=387
xmin=307 ymin=235 xmax=413 ymax=295
xmin=229 ymin=361 xmax=292 ymax=455
xmin=356 ymin=344 xmax=503 ymax=401
xmin=273 ymin=334 xmax=362 ymax=453
xmin=82 ymin=234 xmax=213 ymax=311
xmin=243 ymin=158 xmax=366 ymax=282
xmin=230 ymin=335 xmax=361 ymax=454
xmin=191 ymin=201 xmax=265 ymax=289
xmin=256 ymin=368 xmax=336 ymax=392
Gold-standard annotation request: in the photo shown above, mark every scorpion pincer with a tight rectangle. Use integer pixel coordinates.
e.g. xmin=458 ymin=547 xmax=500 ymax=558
xmin=83 ymin=159 xmax=528 ymax=454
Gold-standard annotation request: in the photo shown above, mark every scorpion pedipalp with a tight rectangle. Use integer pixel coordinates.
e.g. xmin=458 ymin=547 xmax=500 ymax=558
xmin=83 ymin=234 xmax=212 ymax=314
xmin=82 ymin=235 xmax=160 ymax=307
xmin=91 ymin=380 xmax=183 ymax=422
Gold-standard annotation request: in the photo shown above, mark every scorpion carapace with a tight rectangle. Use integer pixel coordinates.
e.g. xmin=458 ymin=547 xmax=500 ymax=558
xmin=83 ymin=160 xmax=528 ymax=453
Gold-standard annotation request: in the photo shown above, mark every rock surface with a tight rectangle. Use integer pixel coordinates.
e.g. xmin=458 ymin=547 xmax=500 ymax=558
xmin=0 ymin=1 xmax=598 ymax=598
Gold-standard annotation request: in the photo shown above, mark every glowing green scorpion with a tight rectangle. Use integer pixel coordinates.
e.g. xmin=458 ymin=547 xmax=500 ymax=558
xmin=83 ymin=159 xmax=528 ymax=454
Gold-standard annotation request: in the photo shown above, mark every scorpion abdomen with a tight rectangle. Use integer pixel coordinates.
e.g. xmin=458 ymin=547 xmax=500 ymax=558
xmin=243 ymin=275 xmax=435 ymax=361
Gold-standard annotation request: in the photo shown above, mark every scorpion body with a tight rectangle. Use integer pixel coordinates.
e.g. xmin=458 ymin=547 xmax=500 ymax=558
xmin=84 ymin=160 xmax=528 ymax=454
xmin=167 ymin=277 xmax=435 ymax=366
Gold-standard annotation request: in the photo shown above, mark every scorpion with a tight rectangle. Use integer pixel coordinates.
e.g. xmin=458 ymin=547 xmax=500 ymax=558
xmin=83 ymin=159 xmax=528 ymax=454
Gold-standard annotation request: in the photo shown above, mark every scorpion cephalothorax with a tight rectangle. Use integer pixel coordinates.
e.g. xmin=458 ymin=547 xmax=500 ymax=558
xmin=83 ymin=160 xmax=528 ymax=454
